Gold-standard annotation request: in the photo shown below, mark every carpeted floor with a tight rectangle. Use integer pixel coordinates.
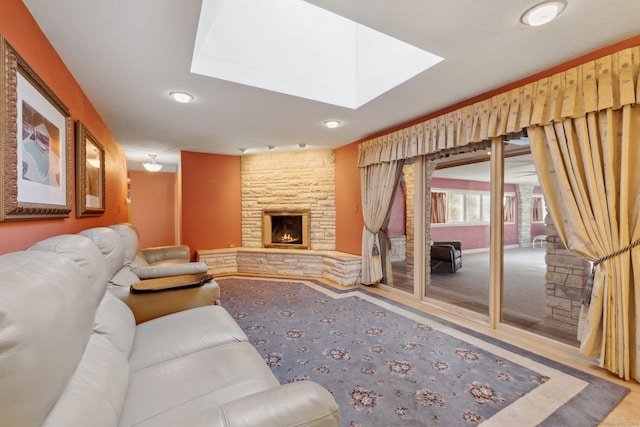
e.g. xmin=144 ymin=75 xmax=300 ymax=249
xmin=217 ymin=276 xmax=628 ymax=427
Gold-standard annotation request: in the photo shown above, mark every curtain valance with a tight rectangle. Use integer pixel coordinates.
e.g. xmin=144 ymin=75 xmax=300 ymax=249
xmin=358 ymin=45 xmax=640 ymax=167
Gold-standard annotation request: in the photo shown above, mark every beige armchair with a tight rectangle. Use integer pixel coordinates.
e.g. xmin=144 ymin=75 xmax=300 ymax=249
xmin=109 ymin=223 xmax=209 ymax=279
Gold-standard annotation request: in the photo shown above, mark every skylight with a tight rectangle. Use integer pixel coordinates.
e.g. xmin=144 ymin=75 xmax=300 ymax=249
xmin=191 ymin=0 xmax=443 ymax=109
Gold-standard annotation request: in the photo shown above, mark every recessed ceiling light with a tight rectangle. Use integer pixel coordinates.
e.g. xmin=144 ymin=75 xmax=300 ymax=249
xmin=170 ymin=91 xmax=194 ymax=103
xmin=323 ymin=120 xmax=341 ymax=129
xmin=521 ymin=1 xmax=566 ymax=26
xmin=297 ymin=143 xmax=307 ymax=148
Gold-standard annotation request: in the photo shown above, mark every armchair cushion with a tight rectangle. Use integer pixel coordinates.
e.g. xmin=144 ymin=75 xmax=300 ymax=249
xmin=108 ymin=223 xmax=208 ymax=280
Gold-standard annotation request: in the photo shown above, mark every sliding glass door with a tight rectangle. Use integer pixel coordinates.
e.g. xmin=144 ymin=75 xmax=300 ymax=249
xmin=501 ymin=144 xmax=580 ymax=346
xmin=426 ymin=150 xmax=491 ymax=318
xmin=415 ymin=139 xmax=579 ymax=346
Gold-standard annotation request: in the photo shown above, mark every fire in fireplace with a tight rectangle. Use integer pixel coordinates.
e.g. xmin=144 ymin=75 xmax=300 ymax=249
xmin=263 ymin=210 xmax=310 ymax=249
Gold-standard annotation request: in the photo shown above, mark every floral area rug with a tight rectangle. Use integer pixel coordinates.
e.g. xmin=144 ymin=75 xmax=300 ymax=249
xmin=217 ymin=276 xmax=628 ymax=427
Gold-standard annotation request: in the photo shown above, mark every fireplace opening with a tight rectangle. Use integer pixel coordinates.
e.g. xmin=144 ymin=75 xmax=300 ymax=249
xmin=263 ymin=210 xmax=310 ymax=249
xmin=272 ymin=215 xmax=302 ymax=244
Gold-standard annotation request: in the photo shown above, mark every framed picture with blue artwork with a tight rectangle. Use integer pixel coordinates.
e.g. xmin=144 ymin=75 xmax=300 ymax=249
xmin=0 ymin=36 xmax=72 ymax=221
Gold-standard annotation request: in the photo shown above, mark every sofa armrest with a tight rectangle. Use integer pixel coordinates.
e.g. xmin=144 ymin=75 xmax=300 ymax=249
xmin=156 ymin=381 xmax=340 ymax=427
xmin=141 ymin=245 xmax=190 ymax=264
xmin=133 ymin=261 xmax=209 ymax=280
xmin=118 ymin=281 xmax=220 ymax=324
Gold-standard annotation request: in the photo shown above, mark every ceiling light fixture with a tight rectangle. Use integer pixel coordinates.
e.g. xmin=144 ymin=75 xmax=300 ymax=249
xmin=169 ymin=91 xmax=194 ymax=103
xmin=297 ymin=143 xmax=307 ymax=148
xmin=323 ymin=120 xmax=341 ymax=129
xmin=142 ymin=154 xmax=162 ymax=172
xmin=521 ymin=1 xmax=566 ymax=26
xmin=267 ymin=145 xmax=276 ymax=150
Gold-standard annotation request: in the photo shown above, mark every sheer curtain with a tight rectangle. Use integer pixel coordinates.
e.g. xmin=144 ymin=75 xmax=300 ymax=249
xmin=360 ymin=160 xmax=405 ymax=285
xmin=529 ymin=105 xmax=640 ymax=380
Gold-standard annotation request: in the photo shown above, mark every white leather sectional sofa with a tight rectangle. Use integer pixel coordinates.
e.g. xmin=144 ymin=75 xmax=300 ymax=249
xmin=0 ymin=227 xmax=340 ymax=427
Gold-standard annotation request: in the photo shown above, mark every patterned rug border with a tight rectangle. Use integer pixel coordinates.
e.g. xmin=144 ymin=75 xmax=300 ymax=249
xmin=217 ymin=275 xmax=629 ymax=426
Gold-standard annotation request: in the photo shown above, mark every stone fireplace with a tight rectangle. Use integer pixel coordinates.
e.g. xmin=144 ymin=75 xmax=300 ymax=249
xmin=263 ymin=210 xmax=310 ymax=249
xmin=241 ymin=150 xmax=336 ymax=251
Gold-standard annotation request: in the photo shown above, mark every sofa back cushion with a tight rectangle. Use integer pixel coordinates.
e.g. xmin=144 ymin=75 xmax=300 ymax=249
xmin=108 ymin=223 xmax=139 ymax=266
xmin=0 ymin=251 xmax=96 ymax=427
xmin=78 ymin=227 xmax=125 ymax=281
xmin=28 ymin=234 xmax=109 ymax=308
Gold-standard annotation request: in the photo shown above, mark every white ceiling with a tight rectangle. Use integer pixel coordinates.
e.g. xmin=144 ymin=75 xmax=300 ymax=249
xmin=21 ymin=0 xmax=640 ymax=172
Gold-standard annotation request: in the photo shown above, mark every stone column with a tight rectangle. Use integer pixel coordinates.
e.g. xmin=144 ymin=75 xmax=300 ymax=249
xmin=516 ymin=184 xmax=534 ymax=247
xmin=403 ymin=164 xmax=415 ymax=277
xmin=544 ymin=212 xmax=590 ymax=331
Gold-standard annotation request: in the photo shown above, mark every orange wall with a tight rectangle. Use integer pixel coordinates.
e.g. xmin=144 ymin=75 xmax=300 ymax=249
xmin=335 ymin=141 xmax=363 ymax=255
xmin=180 ymin=151 xmax=241 ymax=257
xmin=0 ymin=0 xmax=128 ymax=255
xmin=129 ymin=171 xmax=177 ymax=248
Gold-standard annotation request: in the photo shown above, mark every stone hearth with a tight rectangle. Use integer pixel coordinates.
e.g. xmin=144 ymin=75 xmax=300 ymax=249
xmin=197 ymin=248 xmax=361 ymax=286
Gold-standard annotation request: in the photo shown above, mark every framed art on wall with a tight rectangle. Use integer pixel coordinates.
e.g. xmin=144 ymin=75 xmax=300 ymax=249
xmin=75 ymin=120 xmax=105 ymax=217
xmin=0 ymin=36 xmax=72 ymax=221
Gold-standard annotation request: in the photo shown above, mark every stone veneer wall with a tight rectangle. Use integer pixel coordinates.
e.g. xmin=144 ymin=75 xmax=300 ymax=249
xmin=241 ymin=150 xmax=336 ymax=251
xmin=544 ymin=212 xmax=590 ymax=331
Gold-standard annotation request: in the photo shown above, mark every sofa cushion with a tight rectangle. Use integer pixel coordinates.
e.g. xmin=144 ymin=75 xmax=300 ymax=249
xmin=143 ymin=381 xmax=342 ymax=427
xmin=78 ymin=227 xmax=125 ymax=281
xmin=108 ymin=223 xmax=139 ymax=266
xmin=0 ymin=251 xmax=95 ymax=427
xmin=28 ymin=233 xmax=109 ymax=308
xmin=41 ymin=334 xmax=130 ymax=427
xmin=120 ymin=341 xmax=279 ymax=427
xmin=129 ymin=305 xmax=247 ymax=371
xmin=94 ymin=291 xmax=136 ymax=358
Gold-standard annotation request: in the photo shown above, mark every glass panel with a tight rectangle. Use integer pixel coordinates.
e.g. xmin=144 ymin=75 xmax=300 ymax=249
xmin=387 ymin=164 xmax=414 ymax=294
xmin=465 ymin=194 xmax=481 ymax=222
xmin=501 ymin=143 xmax=579 ymax=346
xmin=428 ymin=153 xmax=491 ymax=317
xmin=447 ymin=193 xmax=465 ymax=223
xmin=481 ymin=194 xmax=490 ymax=221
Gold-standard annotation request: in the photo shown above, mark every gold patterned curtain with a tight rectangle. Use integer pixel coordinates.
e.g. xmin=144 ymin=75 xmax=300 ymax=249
xmin=530 ymin=106 xmax=640 ymax=380
xmin=358 ymin=46 xmax=640 ymax=168
xmin=357 ymin=44 xmax=640 ymax=378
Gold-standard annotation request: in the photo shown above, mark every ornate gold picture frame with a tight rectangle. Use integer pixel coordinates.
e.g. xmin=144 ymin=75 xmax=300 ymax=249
xmin=75 ymin=121 xmax=105 ymax=217
xmin=0 ymin=36 xmax=72 ymax=221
